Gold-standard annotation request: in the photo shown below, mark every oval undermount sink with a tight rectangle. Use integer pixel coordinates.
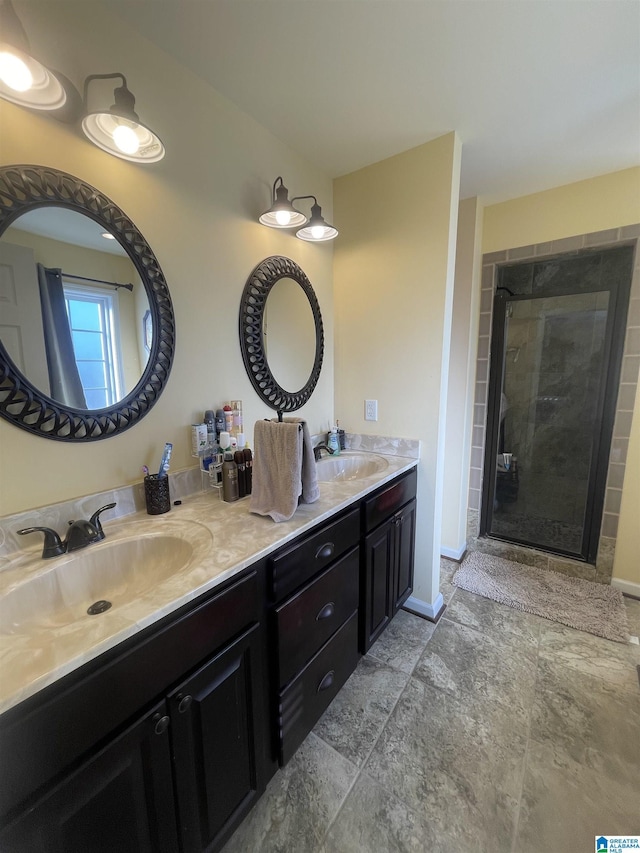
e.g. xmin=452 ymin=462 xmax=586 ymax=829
xmin=316 ymin=451 xmax=388 ymax=482
xmin=0 ymin=521 xmax=213 ymax=637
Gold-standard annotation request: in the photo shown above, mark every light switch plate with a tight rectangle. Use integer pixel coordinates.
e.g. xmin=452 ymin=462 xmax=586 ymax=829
xmin=365 ymin=399 xmax=378 ymax=421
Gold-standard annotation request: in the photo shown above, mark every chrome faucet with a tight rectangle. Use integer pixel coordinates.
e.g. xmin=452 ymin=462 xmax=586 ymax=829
xmin=18 ymin=502 xmax=116 ymax=558
xmin=313 ymin=443 xmax=336 ymax=461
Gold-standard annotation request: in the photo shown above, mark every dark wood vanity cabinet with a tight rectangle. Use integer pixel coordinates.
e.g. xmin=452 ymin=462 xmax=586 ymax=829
xmin=361 ymin=469 xmax=417 ymax=652
xmin=0 ymin=465 xmax=418 ymax=852
xmin=0 ymin=569 xmax=269 ymax=853
xmin=268 ymin=507 xmax=361 ymax=765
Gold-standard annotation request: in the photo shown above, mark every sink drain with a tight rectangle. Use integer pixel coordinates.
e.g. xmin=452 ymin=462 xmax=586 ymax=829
xmin=87 ymin=600 xmax=112 ymax=615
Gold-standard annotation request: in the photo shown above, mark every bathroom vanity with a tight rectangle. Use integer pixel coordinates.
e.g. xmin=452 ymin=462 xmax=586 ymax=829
xmin=0 ymin=457 xmax=417 ymax=852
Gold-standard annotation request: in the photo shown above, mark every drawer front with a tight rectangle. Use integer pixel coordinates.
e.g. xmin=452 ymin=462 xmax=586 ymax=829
xmin=275 ymin=546 xmax=359 ymax=688
xmin=278 ymin=611 xmax=359 ymax=766
xmin=0 ymin=569 xmax=259 ymax=821
xmin=365 ymin=468 xmax=417 ymax=532
xmin=270 ymin=507 xmax=359 ymax=602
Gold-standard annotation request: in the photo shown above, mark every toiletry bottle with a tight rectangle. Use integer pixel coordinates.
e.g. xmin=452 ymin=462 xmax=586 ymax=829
xmin=222 ymin=452 xmax=239 ymax=502
xmin=328 ymin=426 xmax=340 ymax=455
xmin=232 ymin=400 xmax=243 ymax=436
xmin=223 ymin=404 xmax=233 ymax=433
xmin=243 ymin=446 xmax=253 ymax=494
xmin=215 ymin=409 xmax=225 ymax=439
xmin=203 ymin=410 xmax=216 ymax=470
xmin=234 ymin=449 xmax=246 ymax=497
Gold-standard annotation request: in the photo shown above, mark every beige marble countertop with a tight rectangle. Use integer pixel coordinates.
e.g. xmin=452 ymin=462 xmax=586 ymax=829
xmin=0 ymin=452 xmax=417 ymax=715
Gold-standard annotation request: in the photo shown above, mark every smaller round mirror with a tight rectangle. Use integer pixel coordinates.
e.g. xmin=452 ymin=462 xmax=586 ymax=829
xmin=239 ymin=256 xmax=323 ymax=412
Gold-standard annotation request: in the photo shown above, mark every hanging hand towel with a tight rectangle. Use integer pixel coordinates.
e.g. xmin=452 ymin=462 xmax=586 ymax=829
xmin=281 ymin=417 xmax=320 ymax=505
xmin=250 ymin=420 xmax=304 ymax=522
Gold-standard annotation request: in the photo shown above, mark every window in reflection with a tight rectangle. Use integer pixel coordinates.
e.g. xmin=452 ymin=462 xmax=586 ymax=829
xmin=64 ymin=284 xmax=124 ymax=408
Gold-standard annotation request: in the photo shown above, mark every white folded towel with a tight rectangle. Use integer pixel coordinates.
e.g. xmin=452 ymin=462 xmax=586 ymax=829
xmin=249 ymin=417 xmax=320 ymax=522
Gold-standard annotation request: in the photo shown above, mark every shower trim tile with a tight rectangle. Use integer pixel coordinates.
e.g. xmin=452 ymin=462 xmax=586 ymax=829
xmin=466 ymin=227 xmax=640 ymax=583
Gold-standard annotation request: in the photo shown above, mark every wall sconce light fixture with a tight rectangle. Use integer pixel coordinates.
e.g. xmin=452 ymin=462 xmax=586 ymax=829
xmin=259 ymin=177 xmax=308 ymax=228
xmin=293 ymin=196 xmax=338 ymax=242
xmin=82 ymin=73 xmax=165 ymax=163
xmin=259 ymin=179 xmax=338 ymax=242
xmin=0 ymin=2 xmax=164 ymax=164
xmin=0 ymin=0 xmax=73 ymax=114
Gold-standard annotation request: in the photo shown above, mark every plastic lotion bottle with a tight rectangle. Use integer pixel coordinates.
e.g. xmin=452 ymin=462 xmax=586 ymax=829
xmin=222 ymin=452 xmax=239 ymax=502
xmin=328 ymin=425 xmax=340 ymax=455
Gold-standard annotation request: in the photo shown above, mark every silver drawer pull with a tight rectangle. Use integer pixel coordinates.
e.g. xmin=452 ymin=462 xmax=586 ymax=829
xmin=316 ymin=602 xmax=335 ymax=621
xmin=317 ymin=670 xmax=335 ymax=693
xmin=315 ymin=542 xmax=334 ymax=560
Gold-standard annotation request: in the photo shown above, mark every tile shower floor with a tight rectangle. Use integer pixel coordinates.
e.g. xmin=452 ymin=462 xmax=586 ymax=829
xmin=223 ymin=560 xmax=640 ymax=853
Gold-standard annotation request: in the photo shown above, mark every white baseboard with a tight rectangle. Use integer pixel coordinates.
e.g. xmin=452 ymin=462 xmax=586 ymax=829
xmin=611 ymin=577 xmax=640 ymax=598
xmin=440 ymin=543 xmax=466 ymax=561
xmin=403 ymin=593 xmax=445 ymax=622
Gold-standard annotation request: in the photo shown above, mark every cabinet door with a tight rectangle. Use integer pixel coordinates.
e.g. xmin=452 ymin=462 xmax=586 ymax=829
xmin=170 ymin=624 xmax=263 ymax=853
xmin=0 ymin=700 xmax=178 ymax=853
xmin=393 ymin=499 xmax=416 ymax=613
xmin=362 ymin=519 xmax=394 ymax=652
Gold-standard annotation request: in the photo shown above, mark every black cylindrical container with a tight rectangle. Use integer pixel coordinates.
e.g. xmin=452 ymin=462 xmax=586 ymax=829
xmin=144 ymin=474 xmax=170 ymax=515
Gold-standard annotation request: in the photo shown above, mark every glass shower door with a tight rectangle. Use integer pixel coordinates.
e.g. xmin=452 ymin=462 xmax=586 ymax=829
xmin=484 ymin=290 xmax=611 ymax=558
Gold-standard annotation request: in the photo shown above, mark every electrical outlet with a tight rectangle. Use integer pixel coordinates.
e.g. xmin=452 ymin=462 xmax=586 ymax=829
xmin=365 ymin=399 xmax=378 ymax=421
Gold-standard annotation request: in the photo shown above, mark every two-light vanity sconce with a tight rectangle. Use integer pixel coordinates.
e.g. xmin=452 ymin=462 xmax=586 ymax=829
xmin=260 ymin=177 xmax=338 ymax=242
xmin=0 ymin=1 xmax=337 ymax=241
xmin=0 ymin=0 xmax=164 ymax=163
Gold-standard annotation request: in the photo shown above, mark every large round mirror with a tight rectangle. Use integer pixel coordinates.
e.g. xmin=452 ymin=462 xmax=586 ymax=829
xmin=0 ymin=165 xmax=175 ymax=441
xmin=239 ymin=256 xmax=323 ymax=412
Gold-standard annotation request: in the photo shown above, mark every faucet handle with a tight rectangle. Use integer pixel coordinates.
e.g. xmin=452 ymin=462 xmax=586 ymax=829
xmin=17 ymin=526 xmax=66 ymax=559
xmin=88 ymin=503 xmax=117 ymax=540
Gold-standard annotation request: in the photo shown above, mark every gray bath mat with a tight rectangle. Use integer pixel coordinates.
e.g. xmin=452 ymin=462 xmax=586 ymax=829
xmin=452 ymin=551 xmax=630 ymax=644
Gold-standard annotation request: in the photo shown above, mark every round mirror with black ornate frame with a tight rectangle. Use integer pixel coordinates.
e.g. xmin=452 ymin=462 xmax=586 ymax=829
xmin=239 ymin=256 xmax=324 ymax=412
xmin=0 ymin=164 xmax=175 ymax=441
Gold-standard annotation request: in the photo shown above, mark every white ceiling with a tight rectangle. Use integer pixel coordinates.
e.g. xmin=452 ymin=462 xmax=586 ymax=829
xmin=112 ymin=0 xmax=640 ymax=203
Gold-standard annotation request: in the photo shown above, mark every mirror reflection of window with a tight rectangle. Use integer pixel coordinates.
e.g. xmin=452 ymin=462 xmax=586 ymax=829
xmin=63 ymin=284 xmax=124 ymax=409
xmin=0 ymin=208 xmax=150 ymax=409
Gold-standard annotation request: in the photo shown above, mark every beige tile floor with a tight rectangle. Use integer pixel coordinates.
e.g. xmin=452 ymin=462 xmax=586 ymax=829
xmin=223 ymin=559 xmax=640 ymax=853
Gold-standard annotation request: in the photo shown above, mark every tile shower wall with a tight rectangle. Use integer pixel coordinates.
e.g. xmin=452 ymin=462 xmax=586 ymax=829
xmin=467 ymin=225 xmax=640 ymax=583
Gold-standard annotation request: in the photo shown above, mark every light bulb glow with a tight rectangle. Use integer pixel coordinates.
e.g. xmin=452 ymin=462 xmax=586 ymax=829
xmin=0 ymin=50 xmax=33 ymax=92
xmin=311 ymin=225 xmax=325 ymax=239
xmin=275 ymin=209 xmax=292 ymax=226
xmin=113 ymin=123 xmax=140 ymax=155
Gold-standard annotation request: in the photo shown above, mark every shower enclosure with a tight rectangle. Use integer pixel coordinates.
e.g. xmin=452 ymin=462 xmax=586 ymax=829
xmin=481 ymin=245 xmax=634 ymax=562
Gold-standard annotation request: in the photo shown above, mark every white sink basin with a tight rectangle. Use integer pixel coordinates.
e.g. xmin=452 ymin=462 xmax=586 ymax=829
xmin=0 ymin=521 xmax=213 ymax=637
xmin=316 ymin=451 xmax=388 ymax=482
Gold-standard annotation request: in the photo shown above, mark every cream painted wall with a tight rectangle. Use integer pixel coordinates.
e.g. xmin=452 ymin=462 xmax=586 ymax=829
xmin=333 ymin=133 xmax=462 ymax=612
xmin=441 ymin=197 xmax=483 ymax=557
xmin=483 ymin=167 xmax=640 ymax=253
xmin=613 ymin=384 xmax=640 ymax=587
xmin=0 ymin=0 xmax=334 ymax=516
xmin=481 ymin=169 xmax=640 ymax=587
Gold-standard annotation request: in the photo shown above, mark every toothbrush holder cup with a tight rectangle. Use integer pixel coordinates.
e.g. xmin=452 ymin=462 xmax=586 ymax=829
xmin=144 ymin=474 xmax=171 ymax=515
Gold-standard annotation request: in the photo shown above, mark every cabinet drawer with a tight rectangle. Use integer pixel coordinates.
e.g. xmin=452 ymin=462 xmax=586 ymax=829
xmin=275 ymin=546 xmax=359 ymax=688
xmin=270 ymin=507 xmax=359 ymax=602
xmin=364 ymin=468 xmax=417 ymax=532
xmin=278 ymin=611 xmax=358 ymax=765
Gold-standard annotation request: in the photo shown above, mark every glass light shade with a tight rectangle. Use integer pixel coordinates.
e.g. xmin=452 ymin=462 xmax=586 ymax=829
xmin=296 ymin=203 xmax=338 ymax=242
xmin=0 ymin=44 xmax=66 ymax=109
xmin=259 ymin=181 xmax=307 ymax=229
xmin=82 ymin=112 xmax=165 ymax=163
